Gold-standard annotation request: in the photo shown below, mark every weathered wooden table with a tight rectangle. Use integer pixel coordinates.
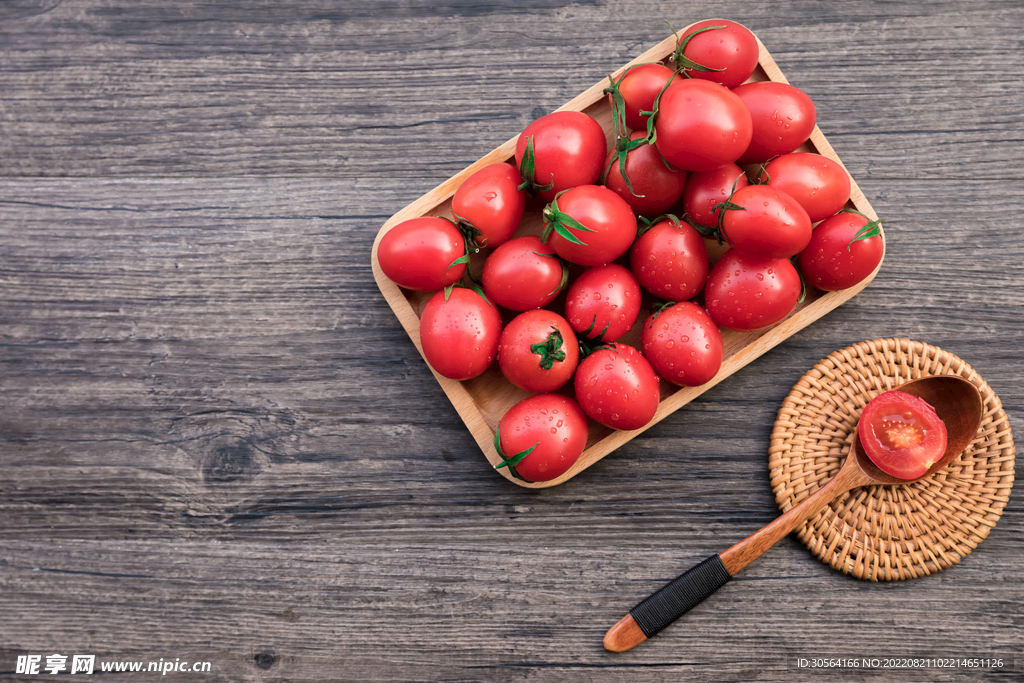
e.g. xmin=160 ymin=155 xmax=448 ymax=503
xmin=2 ymin=2 xmax=1021 ymax=681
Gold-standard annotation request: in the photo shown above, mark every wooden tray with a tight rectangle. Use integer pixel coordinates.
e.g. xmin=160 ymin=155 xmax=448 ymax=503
xmin=370 ymin=21 xmax=884 ymax=488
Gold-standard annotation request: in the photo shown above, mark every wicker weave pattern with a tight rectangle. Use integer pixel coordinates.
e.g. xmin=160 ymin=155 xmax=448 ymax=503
xmin=769 ymin=338 xmax=1015 ymax=581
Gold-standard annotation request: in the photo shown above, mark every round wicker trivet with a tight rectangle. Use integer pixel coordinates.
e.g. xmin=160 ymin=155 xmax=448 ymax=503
xmin=769 ymin=338 xmax=1014 ymax=581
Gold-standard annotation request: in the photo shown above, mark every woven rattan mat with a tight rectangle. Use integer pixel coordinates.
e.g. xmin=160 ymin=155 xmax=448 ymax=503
xmin=769 ymin=338 xmax=1014 ymax=581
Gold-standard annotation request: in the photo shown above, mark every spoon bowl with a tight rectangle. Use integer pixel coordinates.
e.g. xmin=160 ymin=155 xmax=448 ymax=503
xmin=604 ymin=374 xmax=985 ymax=653
xmin=851 ymin=375 xmax=985 ymax=486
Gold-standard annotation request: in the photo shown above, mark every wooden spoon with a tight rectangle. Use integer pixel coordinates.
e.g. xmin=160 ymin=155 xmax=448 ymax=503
xmin=603 ymin=375 xmax=984 ymax=653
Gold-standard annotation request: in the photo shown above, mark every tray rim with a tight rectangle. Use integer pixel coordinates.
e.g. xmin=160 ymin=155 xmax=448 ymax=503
xmin=370 ymin=21 xmax=885 ymax=488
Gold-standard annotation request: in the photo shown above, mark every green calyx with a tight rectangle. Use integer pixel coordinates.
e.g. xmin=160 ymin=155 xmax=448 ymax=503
xmin=710 ymin=174 xmax=748 ymax=245
xmin=541 ymin=191 xmax=597 ymax=246
xmin=535 ymin=250 xmax=570 ymax=298
xmin=602 ymin=65 xmax=677 ymax=195
xmin=446 ymin=252 xmax=472 ymax=274
xmin=636 ymin=213 xmax=683 ymax=238
xmin=517 ymin=135 xmax=556 ymax=197
xmin=493 ymin=423 xmax=537 ymax=482
xmin=840 ymin=209 xmax=884 ymax=251
xmin=576 ymin=315 xmax=618 ymax=359
xmin=602 ymin=63 xmax=679 ymax=189
xmin=667 ymin=23 xmax=728 ymax=76
xmin=681 ymin=213 xmax=719 ymax=238
xmin=751 ymin=159 xmax=773 ymax=185
xmin=441 ymin=214 xmax=485 ymax=285
xmin=649 ymin=299 xmax=677 ymax=321
xmin=443 ymin=280 xmax=492 ymax=306
xmin=451 ymin=209 xmax=488 ymax=251
xmin=580 ymin=313 xmax=611 ymax=345
xmin=602 ymin=131 xmax=652 ymax=198
xmin=530 ymin=326 xmax=567 ymax=370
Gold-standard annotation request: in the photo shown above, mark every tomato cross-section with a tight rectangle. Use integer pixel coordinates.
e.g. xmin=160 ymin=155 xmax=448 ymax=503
xmin=858 ymin=390 xmax=948 ymax=480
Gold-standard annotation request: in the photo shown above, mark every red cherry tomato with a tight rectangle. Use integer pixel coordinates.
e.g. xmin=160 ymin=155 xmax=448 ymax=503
xmin=542 ymin=185 xmax=637 ymax=267
xmin=641 ymin=302 xmax=723 ymax=387
xmin=377 ymin=217 xmax=466 ymax=292
xmin=495 ymin=393 xmax=590 ymax=483
xmin=564 ymin=264 xmax=642 ymax=343
xmin=451 ymin=162 xmax=527 ymax=249
xmin=610 ymin=63 xmax=681 ymax=131
xmin=629 ymin=217 xmax=709 ymax=301
xmin=574 ymin=344 xmax=660 ymax=430
xmin=419 ymin=287 xmax=502 ymax=380
xmin=734 ymin=81 xmax=817 ymax=163
xmin=604 ymin=132 xmax=688 ymax=217
xmin=482 ymin=235 xmax=566 ymax=311
xmin=761 ymin=152 xmax=851 ymax=223
xmin=654 ymin=79 xmax=752 ymax=172
xmin=674 ymin=20 xmax=760 ymax=89
xmin=497 ymin=310 xmax=579 ymax=393
xmin=798 ymin=211 xmax=884 ymax=291
xmin=704 ymin=250 xmax=801 ymax=331
xmin=515 ymin=111 xmax=608 ymax=201
xmin=682 ymin=163 xmax=749 ymax=229
xmin=721 ymin=185 xmax=812 ymax=259
xmin=858 ymin=390 xmax=947 ymax=480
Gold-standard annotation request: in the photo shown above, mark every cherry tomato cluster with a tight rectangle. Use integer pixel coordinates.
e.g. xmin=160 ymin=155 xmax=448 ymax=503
xmin=377 ymin=20 xmax=884 ymax=483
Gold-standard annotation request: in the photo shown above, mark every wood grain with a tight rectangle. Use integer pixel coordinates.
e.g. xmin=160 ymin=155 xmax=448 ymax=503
xmin=2 ymin=2 xmax=1022 ymax=682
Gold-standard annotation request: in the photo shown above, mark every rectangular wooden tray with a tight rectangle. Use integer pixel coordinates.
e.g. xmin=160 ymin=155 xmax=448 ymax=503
xmin=370 ymin=22 xmax=883 ymax=488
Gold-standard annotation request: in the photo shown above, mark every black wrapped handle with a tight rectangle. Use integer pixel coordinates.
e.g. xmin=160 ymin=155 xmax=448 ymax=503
xmin=629 ymin=554 xmax=732 ymax=638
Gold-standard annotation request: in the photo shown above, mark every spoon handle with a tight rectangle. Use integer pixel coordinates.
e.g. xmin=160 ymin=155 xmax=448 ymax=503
xmin=604 ymin=461 xmax=866 ymax=653
xmin=603 ymin=554 xmax=732 ymax=652
xmin=720 ymin=461 xmax=864 ymax=574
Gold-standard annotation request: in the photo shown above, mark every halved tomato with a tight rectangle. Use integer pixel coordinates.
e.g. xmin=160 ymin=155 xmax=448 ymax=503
xmin=858 ymin=390 xmax=948 ymax=480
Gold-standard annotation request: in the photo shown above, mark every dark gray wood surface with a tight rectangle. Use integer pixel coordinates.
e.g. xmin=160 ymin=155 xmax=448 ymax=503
xmin=2 ymin=1 xmax=1021 ymax=681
